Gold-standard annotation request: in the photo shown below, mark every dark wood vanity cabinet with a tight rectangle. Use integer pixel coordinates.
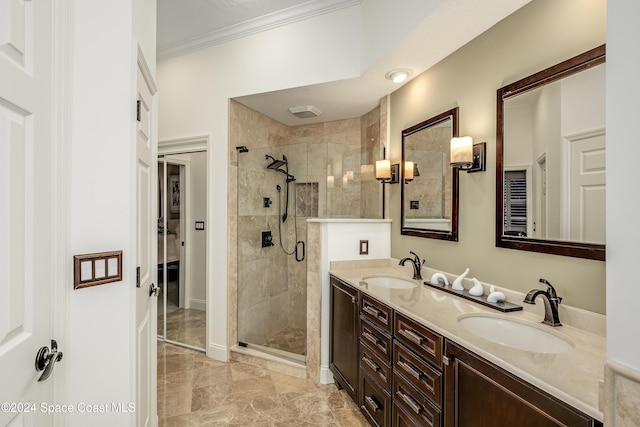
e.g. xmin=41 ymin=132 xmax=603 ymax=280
xmin=393 ymin=312 xmax=444 ymax=427
xmin=359 ymin=294 xmax=394 ymax=427
xmin=329 ymin=276 xmax=603 ymax=427
xmin=443 ymin=340 xmax=603 ymax=427
xmin=329 ymin=276 xmax=360 ymax=402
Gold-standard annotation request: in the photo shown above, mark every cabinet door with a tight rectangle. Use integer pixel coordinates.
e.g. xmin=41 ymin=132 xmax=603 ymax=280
xmin=330 ymin=277 xmax=359 ymax=402
xmin=444 ymin=341 xmax=601 ymax=427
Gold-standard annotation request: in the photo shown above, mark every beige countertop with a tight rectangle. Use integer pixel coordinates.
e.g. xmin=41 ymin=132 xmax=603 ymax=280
xmin=330 ymin=259 xmax=605 ymax=422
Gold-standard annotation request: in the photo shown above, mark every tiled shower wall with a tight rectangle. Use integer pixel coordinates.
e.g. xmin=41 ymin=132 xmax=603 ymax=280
xmin=230 ymin=99 xmax=383 ymax=353
xmin=403 ymin=126 xmax=451 ymax=219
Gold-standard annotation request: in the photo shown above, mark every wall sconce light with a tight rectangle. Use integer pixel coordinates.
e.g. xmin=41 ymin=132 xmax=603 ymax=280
xmin=404 ymin=161 xmax=414 ymax=183
xmin=450 ymin=136 xmax=486 ymax=173
xmin=375 ymin=160 xmax=399 ymax=184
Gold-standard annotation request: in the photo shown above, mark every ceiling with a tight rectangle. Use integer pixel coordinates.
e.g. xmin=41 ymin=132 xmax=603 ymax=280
xmin=157 ymin=0 xmax=530 ymax=126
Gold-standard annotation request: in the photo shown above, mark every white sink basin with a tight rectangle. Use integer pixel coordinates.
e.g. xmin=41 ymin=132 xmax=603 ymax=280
xmin=362 ymin=276 xmax=418 ymax=289
xmin=458 ymin=314 xmax=574 ymax=354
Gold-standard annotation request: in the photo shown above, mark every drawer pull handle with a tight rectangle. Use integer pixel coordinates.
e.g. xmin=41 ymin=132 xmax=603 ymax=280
xmin=362 ymin=355 xmax=380 ymax=372
xmin=363 ymin=305 xmax=388 ymax=324
xmin=362 ymin=331 xmax=381 ymax=346
xmin=365 ymin=396 xmax=380 ymax=412
xmin=399 ymin=328 xmax=423 ymax=345
xmin=397 ymin=390 xmax=422 ymax=415
xmin=398 ymin=360 xmax=422 ymax=380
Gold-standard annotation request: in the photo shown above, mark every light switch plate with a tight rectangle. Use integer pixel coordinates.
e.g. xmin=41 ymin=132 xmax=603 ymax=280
xmin=74 ymin=250 xmax=123 ymax=289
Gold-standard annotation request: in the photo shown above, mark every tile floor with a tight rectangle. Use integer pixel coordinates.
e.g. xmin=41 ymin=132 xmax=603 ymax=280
xmin=157 ymin=276 xmax=206 ymax=349
xmin=159 ymin=308 xmax=207 ymax=349
xmin=158 ymin=342 xmax=369 ymax=426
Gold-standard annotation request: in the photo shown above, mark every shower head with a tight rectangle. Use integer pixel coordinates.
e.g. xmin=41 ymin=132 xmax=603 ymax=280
xmin=265 ymin=154 xmax=288 ymax=170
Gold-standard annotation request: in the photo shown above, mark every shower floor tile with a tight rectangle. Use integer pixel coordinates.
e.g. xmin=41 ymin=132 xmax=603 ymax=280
xmin=263 ymin=326 xmax=306 ymax=355
xmin=157 ymin=342 xmax=368 ymax=426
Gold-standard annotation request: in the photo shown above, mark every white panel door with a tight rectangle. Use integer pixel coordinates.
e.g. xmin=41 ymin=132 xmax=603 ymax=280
xmin=136 ymin=64 xmax=157 ymax=427
xmin=570 ymin=132 xmax=606 ymax=243
xmin=0 ymin=1 xmax=57 ymax=426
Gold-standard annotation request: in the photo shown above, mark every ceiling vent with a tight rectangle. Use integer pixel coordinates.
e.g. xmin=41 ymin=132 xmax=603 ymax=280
xmin=288 ymin=105 xmax=321 ymax=119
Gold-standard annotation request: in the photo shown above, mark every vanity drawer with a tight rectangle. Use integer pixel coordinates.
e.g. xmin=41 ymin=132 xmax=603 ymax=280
xmin=360 ymin=370 xmax=391 ymax=427
xmin=360 ymin=320 xmax=392 ymax=363
xmin=395 ymin=312 xmax=443 ymax=369
xmin=393 ymin=371 xmax=442 ymax=427
xmin=394 ymin=341 xmax=442 ymax=408
xmin=360 ymin=341 xmax=392 ymax=391
xmin=361 ymin=294 xmax=393 ymax=334
xmin=393 ymin=401 xmax=430 ymax=427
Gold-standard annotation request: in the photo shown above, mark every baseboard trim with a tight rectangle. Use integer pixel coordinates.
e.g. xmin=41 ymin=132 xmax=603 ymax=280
xmin=189 ymin=298 xmax=206 ymax=311
xmin=208 ymin=342 xmax=227 ymax=362
xmin=320 ymin=366 xmax=334 ymax=384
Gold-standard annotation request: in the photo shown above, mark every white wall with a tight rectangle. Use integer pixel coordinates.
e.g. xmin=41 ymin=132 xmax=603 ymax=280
xmin=533 ymin=83 xmax=561 ymax=238
xmin=312 ymin=219 xmax=392 ymax=383
xmin=65 ymin=0 xmax=155 ymax=425
xmin=606 ymin=1 xmax=640 ymax=369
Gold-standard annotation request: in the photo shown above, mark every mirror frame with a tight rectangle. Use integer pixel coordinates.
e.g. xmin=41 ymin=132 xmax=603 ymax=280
xmin=401 ymin=107 xmax=459 ymax=241
xmin=496 ymin=45 xmax=606 ymax=261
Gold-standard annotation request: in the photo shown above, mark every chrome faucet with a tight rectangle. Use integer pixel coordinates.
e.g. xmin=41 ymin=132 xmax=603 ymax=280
xmin=523 ymin=278 xmax=562 ymax=327
xmin=399 ymin=251 xmax=424 ymax=280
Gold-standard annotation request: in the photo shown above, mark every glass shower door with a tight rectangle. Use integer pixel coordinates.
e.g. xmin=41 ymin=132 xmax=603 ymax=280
xmin=236 ymin=145 xmax=308 ymax=362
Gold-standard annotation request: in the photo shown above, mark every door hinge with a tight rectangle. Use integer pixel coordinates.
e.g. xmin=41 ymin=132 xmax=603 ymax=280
xmin=443 ymin=355 xmax=452 ymax=366
xmin=136 ymin=100 xmax=141 ymax=122
xmin=136 ymin=266 xmax=141 ymax=288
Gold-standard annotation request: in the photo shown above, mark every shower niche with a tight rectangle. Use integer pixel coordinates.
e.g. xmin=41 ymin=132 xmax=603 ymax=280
xmin=233 ymin=100 xmax=385 ymax=363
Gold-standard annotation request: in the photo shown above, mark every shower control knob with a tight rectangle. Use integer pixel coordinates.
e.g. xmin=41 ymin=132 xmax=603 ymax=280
xmin=261 ymin=231 xmax=275 ymax=248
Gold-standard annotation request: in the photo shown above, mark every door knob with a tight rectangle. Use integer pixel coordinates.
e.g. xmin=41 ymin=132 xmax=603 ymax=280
xmin=35 ymin=340 xmax=63 ymax=382
xmin=149 ymin=282 xmax=159 ymax=297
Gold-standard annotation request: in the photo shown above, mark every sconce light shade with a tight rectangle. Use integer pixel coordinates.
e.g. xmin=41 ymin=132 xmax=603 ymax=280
xmin=404 ymin=161 xmax=414 ymax=182
xmin=450 ymin=136 xmax=474 ymax=168
xmin=376 ymin=160 xmax=391 ymax=180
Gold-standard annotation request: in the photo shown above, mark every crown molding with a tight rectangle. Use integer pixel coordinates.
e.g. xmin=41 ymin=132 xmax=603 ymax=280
xmin=158 ymin=0 xmax=362 ymax=61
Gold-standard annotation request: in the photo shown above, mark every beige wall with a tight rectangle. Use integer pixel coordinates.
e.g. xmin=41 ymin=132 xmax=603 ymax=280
xmin=389 ymin=0 xmax=606 ymax=313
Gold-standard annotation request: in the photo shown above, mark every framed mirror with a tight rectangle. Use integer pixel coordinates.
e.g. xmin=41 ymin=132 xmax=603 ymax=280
xmin=496 ymin=45 xmax=605 ymax=260
xmin=401 ymin=107 xmax=459 ymax=241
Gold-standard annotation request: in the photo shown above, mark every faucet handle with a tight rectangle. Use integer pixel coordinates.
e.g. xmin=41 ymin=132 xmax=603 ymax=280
xmin=539 ymin=278 xmax=560 ymax=301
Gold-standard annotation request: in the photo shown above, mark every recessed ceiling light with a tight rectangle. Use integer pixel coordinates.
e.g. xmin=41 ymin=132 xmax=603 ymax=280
xmin=385 ymin=69 xmax=413 ymax=83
